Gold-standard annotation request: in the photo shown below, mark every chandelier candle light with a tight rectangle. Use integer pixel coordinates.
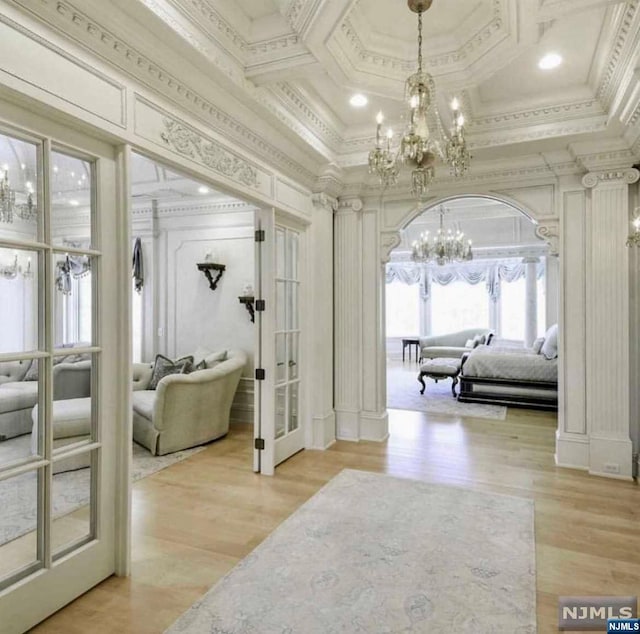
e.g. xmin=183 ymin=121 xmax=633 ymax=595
xmin=411 ymin=206 xmax=473 ymax=266
xmin=368 ymin=0 xmax=471 ymax=199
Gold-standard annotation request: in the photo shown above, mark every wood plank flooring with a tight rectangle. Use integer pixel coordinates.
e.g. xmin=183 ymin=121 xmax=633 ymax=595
xmin=30 ymin=403 xmax=640 ymax=634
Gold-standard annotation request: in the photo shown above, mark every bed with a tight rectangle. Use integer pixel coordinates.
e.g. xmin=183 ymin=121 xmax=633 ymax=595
xmin=458 ymin=342 xmax=558 ymax=410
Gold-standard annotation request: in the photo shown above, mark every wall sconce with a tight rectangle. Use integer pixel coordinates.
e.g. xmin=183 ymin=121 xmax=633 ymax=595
xmin=197 ymin=262 xmax=226 ymax=291
xmin=627 ymin=212 xmax=640 ymax=247
xmin=0 ymin=253 xmax=18 ymax=279
xmin=238 ymin=295 xmax=255 ymax=322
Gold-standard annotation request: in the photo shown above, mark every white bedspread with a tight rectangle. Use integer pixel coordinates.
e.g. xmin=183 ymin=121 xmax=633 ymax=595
xmin=462 ymin=345 xmax=558 ymax=382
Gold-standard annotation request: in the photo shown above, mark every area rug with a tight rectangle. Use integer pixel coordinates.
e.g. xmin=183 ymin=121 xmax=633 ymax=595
xmin=0 ymin=436 xmax=204 ymax=546
xmin=166 ymin=469 xmax=536 ymax=633
xmin=387 ymin=363 xmax=507 ymax=420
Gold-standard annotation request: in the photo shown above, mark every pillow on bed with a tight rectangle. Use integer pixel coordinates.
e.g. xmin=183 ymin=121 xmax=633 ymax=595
xmin=540 ymin=325 xmax=558 ymax=360
xmin=532 ymin=337 xmax=545 ymax=354
xmin=464 ymin=338 xmax=475 ymax=348
xmin=471 ymin=334 xmax=482 ymax=348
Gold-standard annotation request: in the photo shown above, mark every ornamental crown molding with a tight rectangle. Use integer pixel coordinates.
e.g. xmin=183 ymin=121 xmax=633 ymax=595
xmin=581 ymin=168 xmax=640 ymax=188
xmin=311 ymin=192 xmax=338 ymax=212
xmin=18 ymin=0 xmax=320 ymax=187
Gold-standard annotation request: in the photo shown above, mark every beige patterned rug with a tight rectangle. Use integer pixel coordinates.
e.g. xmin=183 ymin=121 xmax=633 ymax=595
xmin=387 ymin=363 xmax=507 ymax=420
xmin=166 ymin=469 xmax=536 ymax=633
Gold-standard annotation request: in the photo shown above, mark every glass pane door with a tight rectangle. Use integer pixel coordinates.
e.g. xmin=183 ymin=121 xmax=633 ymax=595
xmin=0 ymin=122 xmax=121 ymax=632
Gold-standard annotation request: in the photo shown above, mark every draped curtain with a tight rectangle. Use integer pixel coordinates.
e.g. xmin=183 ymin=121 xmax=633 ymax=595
xmin=386 ymin=259 xmax=544 ymax=301
xmin=55 ymin=240 xmax=91 ymax=295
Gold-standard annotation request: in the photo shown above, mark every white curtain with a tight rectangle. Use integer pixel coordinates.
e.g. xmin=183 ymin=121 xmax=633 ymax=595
xmin=385 ymin=259 xmax=545 ymax=301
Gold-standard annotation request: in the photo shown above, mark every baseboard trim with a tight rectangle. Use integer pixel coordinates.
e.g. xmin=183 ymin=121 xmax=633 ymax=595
xmin=336 ymin=408 xmax=360 ymax=441
xmin=360 ymin=410 xmax=389 ymax=442
xmin=555 ymin=432 xmax=589 ymax=471
xmin=311 ymin=411 xmax=336 ymax=449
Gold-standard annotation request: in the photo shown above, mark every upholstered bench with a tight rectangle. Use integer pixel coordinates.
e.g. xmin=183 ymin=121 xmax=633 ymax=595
xmin=418 ymin=357 xmax=462 ymax=397
xmin=31 ymin=397 xmax=92 ymax=474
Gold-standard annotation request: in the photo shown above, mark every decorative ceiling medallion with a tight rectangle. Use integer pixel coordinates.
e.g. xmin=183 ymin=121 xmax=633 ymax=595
xmin=161 ymin=118 xmax=258 ymax=188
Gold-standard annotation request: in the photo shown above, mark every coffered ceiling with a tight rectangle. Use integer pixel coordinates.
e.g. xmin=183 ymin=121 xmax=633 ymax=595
xmin=23 ymin=0 xmax=640 ymax=190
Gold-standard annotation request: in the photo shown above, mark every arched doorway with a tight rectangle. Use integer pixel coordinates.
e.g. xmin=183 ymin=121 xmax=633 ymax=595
xmin=384 ymin=195 xmax=559 ymax=419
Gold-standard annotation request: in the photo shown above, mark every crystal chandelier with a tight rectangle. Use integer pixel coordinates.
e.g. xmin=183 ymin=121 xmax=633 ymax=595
xmin=0 ymin=164 xmax=37 ymax=223
xmin=368 ymin=0 xmax=471 ymax=199
xmin=411 ymin=206 xmax=473 ymax=266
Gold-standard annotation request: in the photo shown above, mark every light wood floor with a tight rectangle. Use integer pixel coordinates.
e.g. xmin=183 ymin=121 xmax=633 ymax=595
xmin=30 ymin=396 xmax=639 ymax=633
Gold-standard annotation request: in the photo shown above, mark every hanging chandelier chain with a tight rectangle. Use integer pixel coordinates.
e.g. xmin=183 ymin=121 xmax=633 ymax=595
xmin=417 ymin=11 xmax=423 ymax=75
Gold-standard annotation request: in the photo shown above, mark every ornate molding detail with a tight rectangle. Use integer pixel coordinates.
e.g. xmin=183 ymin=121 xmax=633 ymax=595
xmin=581 ymin=168 xmax=640 ymax=188
xmin=23 ymin=0 xmax=318 ymax=186
xmin=311 ymin=192 xmax=338 ymax=212
xmin=160 ymin=118 xmax=259 ymax=187
xmin=596 ymin=1 xmax=640 ymax=108
xmin=380 ymin=231 xmax=402 ymax=264
xmin=314 ymin=163 xmax=344 ymax=200
xmin=535 ymin=222 xmax=560 ymax=256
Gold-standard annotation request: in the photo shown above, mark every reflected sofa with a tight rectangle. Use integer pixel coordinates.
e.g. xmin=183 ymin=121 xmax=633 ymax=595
xmin=0 ymin=358 xmax=91 ymax=441
xmin=131 ymin=349 xmax=246 ymax=456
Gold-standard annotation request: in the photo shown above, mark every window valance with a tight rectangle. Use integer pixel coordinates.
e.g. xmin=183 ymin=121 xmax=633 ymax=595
xmin=386 ymin=258 xmax=545 ymax=301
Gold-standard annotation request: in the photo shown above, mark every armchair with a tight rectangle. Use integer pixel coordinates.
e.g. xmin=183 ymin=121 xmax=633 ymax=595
xmin=132 ymin=349 xmax=247 ymax=455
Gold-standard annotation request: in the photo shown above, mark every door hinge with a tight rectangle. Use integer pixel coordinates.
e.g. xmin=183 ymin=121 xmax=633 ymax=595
xmin=255 ymin=368 xmax=265 ymax=380
xmin=255 ymin=299 xmax=265 ymax=312
xmin=254 ymin=438 xmax=265 ymax=450
xmin=255 ymin=229 xmax=265 ymax=242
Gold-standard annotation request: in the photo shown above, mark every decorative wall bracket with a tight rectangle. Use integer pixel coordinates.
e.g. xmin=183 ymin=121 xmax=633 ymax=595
xmin=197 ymin=262 xmax=226 ymax=291
xmin=238 ymin=295 xmax=255 ymax=322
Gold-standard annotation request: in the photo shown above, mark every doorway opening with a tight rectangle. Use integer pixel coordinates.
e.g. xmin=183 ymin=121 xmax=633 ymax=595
xmin=385 ymin=195 xmax=559 ymax=420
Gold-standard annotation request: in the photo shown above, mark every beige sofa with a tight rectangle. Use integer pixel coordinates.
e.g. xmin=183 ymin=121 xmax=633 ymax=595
xmin=131 ymin=349 xmax=246 ymax=456
xmin=419 ymin=328 xmax=493 ymax=362
xmin=0 ymin=359 xmax=91 ymax=441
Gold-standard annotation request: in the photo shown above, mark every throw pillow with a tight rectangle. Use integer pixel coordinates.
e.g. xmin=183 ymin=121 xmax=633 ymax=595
xmin=471 ymin=335 xmax=482 ymax=348
xmin=147 ymin=354 xmax=194 ymax=390
xmin=204 ymin=349 xmax=228 ymax=369
xmin=532 ymin=337 xmax=545 ymax=354
xmin=24 ymin=355 xmax=69 ymax=382
xmin=540 ymin=324 xmax=558 ymax=360
xmin=464 ymin=338 xmax=474 ymax=348
xmin=189 ymin=359 xmax=207 ymax=373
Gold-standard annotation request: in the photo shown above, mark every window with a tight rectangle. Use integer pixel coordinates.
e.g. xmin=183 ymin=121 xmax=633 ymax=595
xmin=430 ymin=280 xmax=489 ymax=335
xmin=500 ymin=277 xmax=525 ymax=341
xmin=385 ymin=280 xmax=420 ymax=337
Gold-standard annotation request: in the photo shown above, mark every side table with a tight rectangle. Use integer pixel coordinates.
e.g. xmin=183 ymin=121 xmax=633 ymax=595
xmin=402 ymin=337 xmax=420 ymax=363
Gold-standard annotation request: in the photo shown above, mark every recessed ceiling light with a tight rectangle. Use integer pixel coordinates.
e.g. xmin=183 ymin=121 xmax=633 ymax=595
xmin=349 ymin=93 xmax=368 ymax=108
xmin=198 ymin=186 xmax=209 ymax=194
xmin=69 ymin=200 xmax=79 ymax=206
xmin=538 ymin=53 xmax=562 ymax=70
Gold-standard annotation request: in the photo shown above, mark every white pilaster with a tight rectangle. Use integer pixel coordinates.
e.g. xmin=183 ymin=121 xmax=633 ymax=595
xmin=309 ymin=194 xmax=336 ymax=448
xmin=556 ymin=189 xmax=589 ymax=469
xmin=334 ymin=202 xmax=362 ymax=440
xmin=360 ymin=205 xmax=389 ymax=441
xmin=523 ymin=257 xmax=539 ymax=347
xmin=582 ymin=168 xmax=639 ymax=478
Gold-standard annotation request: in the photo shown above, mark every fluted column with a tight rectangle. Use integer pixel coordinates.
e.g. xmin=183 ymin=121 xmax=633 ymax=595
xmin=360 ymin=205 xmax=388 ymax=441
xmin=523 ymin=257 xmax=539 ymax=347
xmin=582 ymin=168 xmax=639 ymax=478
xmin=310 ymin=194 xmax=336 ymax=448
xmin=334 ymin=201 xmax=362 ymax=440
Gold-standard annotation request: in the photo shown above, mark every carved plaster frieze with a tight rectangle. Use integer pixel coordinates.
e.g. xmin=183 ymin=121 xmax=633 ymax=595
xmin=581 ymin=168 xmax=640 ymax=188
xmin=535 ymin=221 xmax=560 ymax=256
xmin=160 ymin=118 xmax=259 ymax=187
xmin=380 ymin=231 xmax=402 ymax=263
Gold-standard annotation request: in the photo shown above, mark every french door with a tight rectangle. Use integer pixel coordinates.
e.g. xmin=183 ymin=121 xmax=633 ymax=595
xmin=0 ymin=118 xmax=125 ymax=632
xmin=254 ymin=208 xmax=305 ymax=475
